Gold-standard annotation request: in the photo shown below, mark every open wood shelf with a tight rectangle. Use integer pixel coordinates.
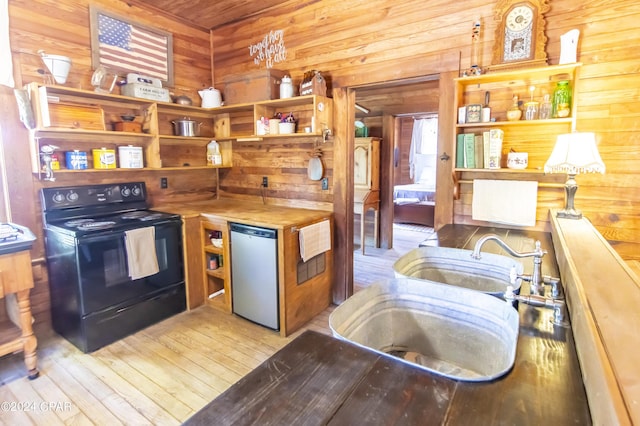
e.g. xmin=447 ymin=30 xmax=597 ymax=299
xmin=28 ymin=83 xmax=332 ymax=179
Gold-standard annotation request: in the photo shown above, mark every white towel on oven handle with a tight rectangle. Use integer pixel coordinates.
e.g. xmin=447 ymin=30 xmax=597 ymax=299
xmin=299 ymin=220 xmax=331 ymax=262
xmin=125 ymin=227 xmax=159 ymax=280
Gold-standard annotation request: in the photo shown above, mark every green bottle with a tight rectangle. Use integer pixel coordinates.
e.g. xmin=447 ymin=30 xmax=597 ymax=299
xmin=552 ymin=80 xmax=572 ymax=118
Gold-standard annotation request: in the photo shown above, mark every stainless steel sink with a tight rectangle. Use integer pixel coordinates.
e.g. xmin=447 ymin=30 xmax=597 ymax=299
xmin=329 ymin=278 xmax=519 ymax=382
xmin=393 ymin=246 xmax=524 ymax=296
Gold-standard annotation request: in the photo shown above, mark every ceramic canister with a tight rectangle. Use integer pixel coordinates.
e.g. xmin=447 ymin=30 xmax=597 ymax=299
xmin=118 ymin=146 xmax=144 ymax=168
xmin=92 ymin=148 xmax=116 ymax=169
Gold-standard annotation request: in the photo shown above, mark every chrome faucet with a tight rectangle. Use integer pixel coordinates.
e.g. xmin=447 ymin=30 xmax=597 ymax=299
xmin=471 ymin=234 xmax=549 ymax=296
xmin=504 ymin=286 xmax=568 ymax=327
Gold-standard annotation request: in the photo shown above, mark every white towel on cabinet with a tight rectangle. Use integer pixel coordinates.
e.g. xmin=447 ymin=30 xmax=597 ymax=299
xmin=299 ymin=220 xmax=331 ymax=262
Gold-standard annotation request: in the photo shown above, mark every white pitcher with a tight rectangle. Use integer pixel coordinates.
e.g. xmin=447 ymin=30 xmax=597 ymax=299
xmin=199 ymin=87 xmax=222 ymax=108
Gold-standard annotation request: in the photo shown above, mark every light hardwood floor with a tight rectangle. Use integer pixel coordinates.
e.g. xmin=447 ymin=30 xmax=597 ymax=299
xmin=0 ymin=224 xmax=430 ymax=425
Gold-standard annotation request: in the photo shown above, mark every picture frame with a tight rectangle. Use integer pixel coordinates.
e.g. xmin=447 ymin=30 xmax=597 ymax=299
xmin=466 ymin=104 xmax=482 ymax=123
xmin=89 ymin=6 xmax=174 ymax=86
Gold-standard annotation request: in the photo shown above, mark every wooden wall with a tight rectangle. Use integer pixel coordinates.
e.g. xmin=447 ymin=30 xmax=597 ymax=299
xmin=211 ymin=0 xmax=640 ymax=261
xmin=3 ymin=0 xmax=213 ymax=325
xmin=218 ymin=136 xmax=333 ymax=210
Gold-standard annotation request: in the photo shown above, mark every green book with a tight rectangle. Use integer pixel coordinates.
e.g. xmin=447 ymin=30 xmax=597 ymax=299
xmin=464 ymin=133 xmax=476 ymax=169
xmin=482 ymin=131 xmax=491 ymax=168
xmin=474 ymin=135 xmax=484 ymax=170
xmin=456 ymin=134 xmax=465 ymax=168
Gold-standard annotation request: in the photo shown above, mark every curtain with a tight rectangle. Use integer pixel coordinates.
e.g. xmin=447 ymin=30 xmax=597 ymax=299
xmin=409 ymin=118 xmax=438 ymax=180
xmin=0 ymin=0 xmax=14 ymax=88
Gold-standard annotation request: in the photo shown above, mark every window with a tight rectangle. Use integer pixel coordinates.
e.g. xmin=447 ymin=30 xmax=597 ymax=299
xmin=410 ymin=117 xmax=438 ymax=188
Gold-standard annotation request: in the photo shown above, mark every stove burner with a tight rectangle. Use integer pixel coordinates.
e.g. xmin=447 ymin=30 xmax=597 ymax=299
xmin=64 ymin=218 xmax=95 ymax=227
xmin=120 ymin=211 xmax=148 ymax=219
xmin=139 ymin=213 xmax=163 ymax=221
xmin=77 ymin=221 xmax=116 ymax=231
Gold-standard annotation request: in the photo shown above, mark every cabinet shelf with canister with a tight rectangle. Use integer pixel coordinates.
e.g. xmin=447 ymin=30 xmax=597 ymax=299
xmin=200 ymin=218 xmax=231 ymax=312
xmin=25 ymin=83 xmax=233 ymax=178
xmin=25 ymin=83 xmax=160 ymax=178
xmin=453 ymin=63 xmax=581 ymax=173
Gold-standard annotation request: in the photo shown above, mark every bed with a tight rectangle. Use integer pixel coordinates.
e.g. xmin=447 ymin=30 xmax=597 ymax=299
xmin=393 ymin=183 xmax=436 ymax=227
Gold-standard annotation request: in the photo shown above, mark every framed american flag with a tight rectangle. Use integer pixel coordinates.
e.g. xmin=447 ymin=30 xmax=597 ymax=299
xmin=89 ymin=7 xmax=174 ymax=86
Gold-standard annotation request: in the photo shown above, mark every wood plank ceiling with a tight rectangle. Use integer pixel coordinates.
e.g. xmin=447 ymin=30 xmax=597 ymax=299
xmin=126 ymin=0 xmax=293 ymax=30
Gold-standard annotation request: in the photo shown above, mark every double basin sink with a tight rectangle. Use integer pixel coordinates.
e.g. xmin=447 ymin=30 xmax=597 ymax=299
xmin=329 ymin=246 xmax=524 ymax=382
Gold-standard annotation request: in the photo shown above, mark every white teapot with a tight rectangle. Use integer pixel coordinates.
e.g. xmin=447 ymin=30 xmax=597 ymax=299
xmin=198 ymin=87 xmax=222 ymax=108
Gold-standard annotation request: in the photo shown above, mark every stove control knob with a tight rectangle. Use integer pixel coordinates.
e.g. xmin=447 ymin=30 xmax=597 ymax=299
xmin=131 ymin=185 xmax=142 ymax=197
xmin=52 ymin=193 xmax=65 ymax=203
xmin=121 ymin=187 xmax=131 ymax=197
xmin=66 ymin=191 xmax=79 ymax=202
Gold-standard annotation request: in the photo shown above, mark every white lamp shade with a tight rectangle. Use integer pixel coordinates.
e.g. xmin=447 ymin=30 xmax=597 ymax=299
xmin=544 ymin=132 xmax=605 ymax=175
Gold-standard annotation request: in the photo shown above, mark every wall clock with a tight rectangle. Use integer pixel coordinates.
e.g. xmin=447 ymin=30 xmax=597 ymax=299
xmin=491 ymin=0 xmax=549 ymax=70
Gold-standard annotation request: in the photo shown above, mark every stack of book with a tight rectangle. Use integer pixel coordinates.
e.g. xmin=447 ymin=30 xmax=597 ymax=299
xmin=455 ymin=129 xmax=504 ymax=169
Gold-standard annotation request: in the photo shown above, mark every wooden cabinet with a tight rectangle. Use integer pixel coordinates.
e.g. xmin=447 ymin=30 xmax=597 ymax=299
xmin=354 ymin=137 xmax=380 ymax=254
xmin=453 ymin=63 xmax=581 ymax=174
xmin=201 ymin=218 xmax=231 ymax=312
xmin=26 ymin=84 xmax=332 ymax=178
xmin=0 ymin=250 xmax=38 ymax=379
xmin=354 ymin=137 xmax=380 ymax=190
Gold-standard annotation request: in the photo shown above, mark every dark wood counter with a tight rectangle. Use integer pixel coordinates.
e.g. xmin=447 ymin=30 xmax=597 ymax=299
xmin=185 ymin=224 xmax=591 ymax=425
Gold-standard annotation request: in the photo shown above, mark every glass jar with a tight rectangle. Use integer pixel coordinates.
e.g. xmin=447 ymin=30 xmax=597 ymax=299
xmin=539 ymin=93 xmax=552 ymax=120
xmin=552 ymin=80 xmax=571 ymax=118
xmin=524 ymin=101 xmax=539 ymax=120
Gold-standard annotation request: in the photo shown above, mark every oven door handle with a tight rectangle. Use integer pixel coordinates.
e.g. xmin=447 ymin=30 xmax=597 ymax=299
xmin=77 ymin=232 xmax=126 ymax=245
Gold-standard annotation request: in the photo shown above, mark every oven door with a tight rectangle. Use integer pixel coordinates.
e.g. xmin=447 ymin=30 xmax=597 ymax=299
xmin=76 ymin=220 xmax=184 ymax=315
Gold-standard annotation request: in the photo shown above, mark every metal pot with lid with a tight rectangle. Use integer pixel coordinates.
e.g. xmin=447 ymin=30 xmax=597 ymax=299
xmin=171 ymin=117 xmax=202 ymax=137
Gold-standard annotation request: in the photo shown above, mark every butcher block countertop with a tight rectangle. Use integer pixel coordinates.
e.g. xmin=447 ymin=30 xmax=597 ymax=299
xmin=185 ymin=225 xmax=592 ymax=425
xmin=155 ymin=198 xmax=332 ymax=228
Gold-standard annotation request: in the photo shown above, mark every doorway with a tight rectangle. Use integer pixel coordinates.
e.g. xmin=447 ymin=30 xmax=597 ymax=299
xmin=352 ymin=78 xmax=441 ymax=290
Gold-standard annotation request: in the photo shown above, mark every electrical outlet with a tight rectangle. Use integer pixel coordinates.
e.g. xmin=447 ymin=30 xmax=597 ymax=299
xmin=321 ymin=177 xmax=329 ymax=190
xmin=160 ymin=177 xmax=168 ymax=189
xmin=262 ymin=176 xmax=268 ymax=187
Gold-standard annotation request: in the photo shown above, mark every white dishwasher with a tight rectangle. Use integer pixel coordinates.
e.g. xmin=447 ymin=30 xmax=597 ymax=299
xmin=230 ymin=223 xmax=279 ymax=330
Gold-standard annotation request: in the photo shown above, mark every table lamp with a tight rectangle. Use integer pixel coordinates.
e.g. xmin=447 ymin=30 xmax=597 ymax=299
xmin=544 ymin=132 xmax=605 ymax=219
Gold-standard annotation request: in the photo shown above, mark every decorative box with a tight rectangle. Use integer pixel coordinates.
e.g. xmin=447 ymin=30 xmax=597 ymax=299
xmin=121 ymin=83 xmax=171 ymax=102
xmin=221 ymin=69 xmax=287 ymax=104
xmin=299 ymin=71 xmax=328 ymax=96
xmin=113 ymin=121 xmax=142 ymax=133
